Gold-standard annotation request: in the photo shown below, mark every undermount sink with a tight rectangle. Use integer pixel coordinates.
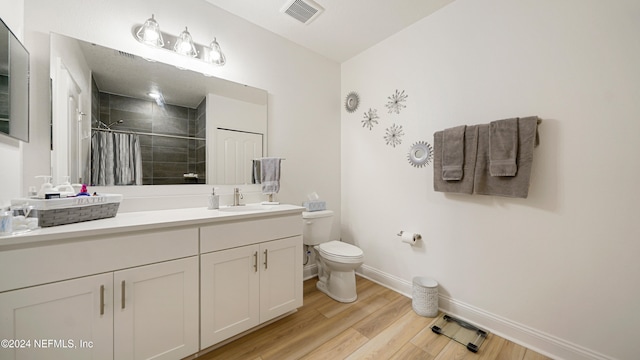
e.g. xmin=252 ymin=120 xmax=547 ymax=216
xmin=218 ymin=204 xmax=274 ymax=213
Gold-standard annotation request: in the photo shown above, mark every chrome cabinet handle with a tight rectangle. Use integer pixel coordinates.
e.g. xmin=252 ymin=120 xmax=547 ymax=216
xmin=121 ymin=280 xmax=126 ymax=309
xmin=264 ymin=249 xmax=268 ymax=270
xmin=253 ymin=251 xmax=258 ymax=272
xmin=100 ymin=285 xmax=105 ymax=315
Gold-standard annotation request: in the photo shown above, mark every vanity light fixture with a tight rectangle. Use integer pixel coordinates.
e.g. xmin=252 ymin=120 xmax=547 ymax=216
xmin=135 ymin=14 xmax=164 ymax=48
xmin=207 ymin=37 xmax=226 ymax=66
xmin=173 ymin=27 xmax=198 ymax=57
xmin=133 ymin=14 xmax=226 ymax=66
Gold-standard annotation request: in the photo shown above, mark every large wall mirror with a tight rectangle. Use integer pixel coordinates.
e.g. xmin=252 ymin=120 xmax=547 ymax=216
xmin=50 ymin=33 xmax=267 ymax=186
xmin=0 ymin=18 xmax=30 ymax=142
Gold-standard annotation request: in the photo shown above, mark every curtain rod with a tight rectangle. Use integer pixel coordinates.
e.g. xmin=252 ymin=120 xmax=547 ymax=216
xmin=92 ymin=128 xmax=205 ymax=141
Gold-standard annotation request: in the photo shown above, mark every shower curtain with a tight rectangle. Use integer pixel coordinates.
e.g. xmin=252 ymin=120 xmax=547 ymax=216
xmin=91 ymin=131 xmax=143 ymax=186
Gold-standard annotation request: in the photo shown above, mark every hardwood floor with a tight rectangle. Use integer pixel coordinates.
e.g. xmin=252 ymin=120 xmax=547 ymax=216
xmin=197 ymin=276 xmax=553 ymax=360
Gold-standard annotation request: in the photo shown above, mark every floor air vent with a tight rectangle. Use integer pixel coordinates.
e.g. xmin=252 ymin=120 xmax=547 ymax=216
xmin=281 ymin=0 xmax=324 ymax=25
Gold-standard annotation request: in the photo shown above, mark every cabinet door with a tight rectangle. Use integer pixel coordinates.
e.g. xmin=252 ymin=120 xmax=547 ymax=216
xmin=0 ymin=273 xmax=113 ymax=360
xmin=260 ymin=236 xmax=303 ymax=322
xmin=201 ymin=245 xmax=260 ymax=349
xmin=113 ymin=257 xmax=198 ymax=360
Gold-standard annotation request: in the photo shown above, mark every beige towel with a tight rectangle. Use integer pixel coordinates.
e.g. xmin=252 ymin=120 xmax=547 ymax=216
xmin=433 ymin=125 xmax=479 ymax=195
xmin=489 ymin=118 xmax=518 ymax=176
xmin=442 ymin=125 xmax=467 ymax=180
xmin=474 ymin=116 xmax=539 ymax=198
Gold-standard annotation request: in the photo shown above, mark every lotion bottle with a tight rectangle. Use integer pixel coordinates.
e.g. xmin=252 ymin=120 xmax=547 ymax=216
xmin=208 ymin=187 xmax=219 ymax=210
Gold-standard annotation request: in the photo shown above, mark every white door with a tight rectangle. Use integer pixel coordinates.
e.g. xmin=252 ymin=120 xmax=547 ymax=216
xmin=0 ymin=273 xmax=113 ymax=360
xmin=200 ymin=245 xmax=260 ymax=348
xmin=113 ymin=257 xmax=199 ymax=360
xmin=259 ymin=236 xmax=303 ymax=322
xmin=215 ymin=129 xmax=263 ymax=184
xmin=51 ymin=59 xmax=82 ymax=184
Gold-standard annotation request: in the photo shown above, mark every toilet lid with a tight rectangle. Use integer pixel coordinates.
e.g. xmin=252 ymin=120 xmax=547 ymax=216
xmin=318 ymin=240 xmax=363 ymax=258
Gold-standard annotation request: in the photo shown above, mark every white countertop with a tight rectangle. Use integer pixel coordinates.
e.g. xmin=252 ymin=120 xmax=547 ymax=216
xmin=0 ymin=204 xmax=305 ymax=250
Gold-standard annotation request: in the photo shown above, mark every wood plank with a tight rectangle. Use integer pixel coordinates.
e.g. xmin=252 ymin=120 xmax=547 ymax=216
xmin=351 ymin=294 xmax=412 ymax=339
xmin=345 ymin=309 xmax=433 ymax=359
xmin=389 ymin=342 xmax=434 ymax=360
xmin=299 ymin=328 xmax=369 ymax=360
xmin=523 ymin=349 xmax=554 ymax=360
xmin=495 ymin=339 xmax=526 ymax=360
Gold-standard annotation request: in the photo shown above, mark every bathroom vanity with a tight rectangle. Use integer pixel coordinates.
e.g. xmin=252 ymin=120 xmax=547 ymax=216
xmin=0 ymin=204 xmax=304 ymax=360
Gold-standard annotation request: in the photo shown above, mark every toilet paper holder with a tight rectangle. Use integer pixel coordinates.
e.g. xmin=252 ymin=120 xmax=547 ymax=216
xmin=397 ymin=231 xmax=422 ymax=241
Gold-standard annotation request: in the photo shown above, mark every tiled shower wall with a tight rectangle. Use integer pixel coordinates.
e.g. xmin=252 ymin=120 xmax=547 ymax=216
xmin=91 ymin=80 xmax=206 ymax=185
xmin=0 ymin=75 xmax=9 ymax=135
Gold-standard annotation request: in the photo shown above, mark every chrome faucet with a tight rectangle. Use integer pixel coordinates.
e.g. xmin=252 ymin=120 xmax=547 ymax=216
xmin=233 ymin=187 xmax=243 ymax=206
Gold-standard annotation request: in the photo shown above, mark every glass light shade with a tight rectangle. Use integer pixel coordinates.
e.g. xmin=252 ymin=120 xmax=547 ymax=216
xmin=174 ymin=27 xmax=198 ymax=57
xmin=135 ymin=14 xmax=164 ymax=48
xmin=208 ymin=38 xmax=226 ymax=66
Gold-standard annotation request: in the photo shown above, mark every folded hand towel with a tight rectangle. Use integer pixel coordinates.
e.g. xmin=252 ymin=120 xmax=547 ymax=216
xmin=489 ymin=118 xmax=518 ymax=176
xmin=260 ymin=157 xmax=282 ymax=194
xmin=433 ymin=125 xmax=479 ymax=194
xmin=442 ymin=125 xmax=466 ymax=180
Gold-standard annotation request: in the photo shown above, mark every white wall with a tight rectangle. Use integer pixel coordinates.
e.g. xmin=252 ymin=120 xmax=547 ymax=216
xmin=22 ymin=0 xmax=342 ymax=238
xmin=0 ymin=0 xmax=25 ymax=207
xmin=341 ymin=0 xmax=640 ymax=359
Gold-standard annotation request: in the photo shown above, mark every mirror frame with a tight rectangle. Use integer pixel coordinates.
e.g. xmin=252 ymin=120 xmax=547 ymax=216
xmin=0 ymin=17 xmax=30 ymax=143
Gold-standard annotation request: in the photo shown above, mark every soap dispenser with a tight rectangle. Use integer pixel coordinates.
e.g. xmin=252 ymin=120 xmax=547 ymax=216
xmin=35 ymin=176 xmax=54 ymax=199
xmin=208 ymin=187 xmax=219 ymax=210
xmin=57 ymin=176 xmax=76 ymax=197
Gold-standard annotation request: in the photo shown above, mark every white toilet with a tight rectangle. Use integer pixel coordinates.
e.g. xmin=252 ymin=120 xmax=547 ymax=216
xmin=302 ymin=210 xmax=364 ymax=303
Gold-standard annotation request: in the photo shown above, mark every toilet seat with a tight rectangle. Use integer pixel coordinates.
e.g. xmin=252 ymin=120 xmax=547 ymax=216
xmin=318 ymin=241 xmax=364 ymax=264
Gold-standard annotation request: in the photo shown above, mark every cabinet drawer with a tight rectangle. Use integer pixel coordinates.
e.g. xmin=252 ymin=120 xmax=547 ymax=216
xmin=0 ymin=227 xmax=199 ymax=293
xmin=200 ymin=214 xmax=302 ymax=253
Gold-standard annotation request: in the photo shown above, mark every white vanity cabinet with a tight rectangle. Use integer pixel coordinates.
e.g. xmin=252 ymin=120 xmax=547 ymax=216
xmin=113 ymin=256 xmax=199 ymax=360
xmin=0 ymin=205 xmax=305 ymax=359
xmin=0 ymin=227 xmax=200 ymax=360
xmin=0 ymin=273 xmax=114 ymax=360
xmin=200 ymin=214 xmax=303 ymax=349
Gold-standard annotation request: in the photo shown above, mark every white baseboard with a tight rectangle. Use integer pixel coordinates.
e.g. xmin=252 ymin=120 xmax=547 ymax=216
xmin=303 ymin=264 xmax=317 ymax=280
xmin=357 ymin=264 xmax=612 ymax=360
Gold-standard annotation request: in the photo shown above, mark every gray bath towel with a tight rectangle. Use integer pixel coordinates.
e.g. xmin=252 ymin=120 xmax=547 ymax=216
xmin=489 ymin=118 xmax=518 ymax=176
xmin=474 ymin=116 xmax=539 ymax=198
xmin=442 ymin=125 xmax=467 ymax=180
xmin=260 ymin=157 xmax=282 ymax=194
xmin=433 ymin=125 xmax=479 ymax=195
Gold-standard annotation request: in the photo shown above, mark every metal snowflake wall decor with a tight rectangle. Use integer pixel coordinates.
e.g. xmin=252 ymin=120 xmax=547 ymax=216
xmin=384 ymin=124 xmax=404 ymax=147
xmin=344 ymin=91 xmax=360 ymax=113
xmin=362 ymin=108 xmax=379 ymax=130
xmin=385 ymin=89 xmax=408 ymax=114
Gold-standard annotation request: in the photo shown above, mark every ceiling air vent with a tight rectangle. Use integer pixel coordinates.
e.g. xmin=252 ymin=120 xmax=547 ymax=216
xmin=281 ymin=0 xmax=324 ymax=25
xmin=116 ymin=50 xmax=136 ymax=60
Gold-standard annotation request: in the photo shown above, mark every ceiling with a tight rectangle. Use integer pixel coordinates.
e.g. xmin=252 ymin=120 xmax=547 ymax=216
xmin=203 ymin=0 xmax=455 ymax=63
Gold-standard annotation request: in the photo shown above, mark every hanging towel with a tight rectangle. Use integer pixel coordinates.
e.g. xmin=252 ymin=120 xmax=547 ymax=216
xmin=474 ymin=116 xmax=540 ymax=198
xmin=251 ymin=160 xmax=262 ymax=184
xmin=433 ymin=125 xmax=479 ymax=195
xmin=260 ymin=157 xmax=282 ymax=194
xmin=489 ymin=118 xmax=518 ymax=176
xmin=442 ymin=125 xmax=466 ymax=180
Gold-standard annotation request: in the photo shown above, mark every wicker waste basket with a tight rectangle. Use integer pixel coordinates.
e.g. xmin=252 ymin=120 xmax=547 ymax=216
xmin=412 ymin=276 xmax=439 ymax=317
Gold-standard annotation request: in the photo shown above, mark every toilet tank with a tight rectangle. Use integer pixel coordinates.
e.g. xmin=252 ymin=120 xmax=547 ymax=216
xmin=302 ymin=210 xmax=334 ymax=246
